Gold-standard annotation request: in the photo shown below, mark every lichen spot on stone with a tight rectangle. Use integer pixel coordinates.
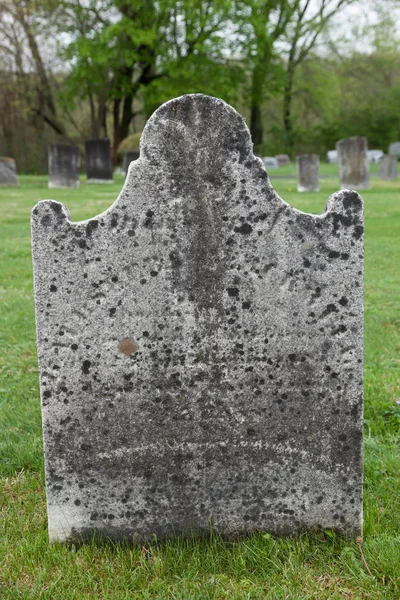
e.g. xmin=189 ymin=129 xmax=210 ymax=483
xmin=119 ymin=338 xmax=139 ymax=356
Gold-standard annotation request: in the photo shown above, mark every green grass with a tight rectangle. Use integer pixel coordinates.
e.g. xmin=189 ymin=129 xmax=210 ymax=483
xmin=0 ymin=174 xmax=399 ymax=599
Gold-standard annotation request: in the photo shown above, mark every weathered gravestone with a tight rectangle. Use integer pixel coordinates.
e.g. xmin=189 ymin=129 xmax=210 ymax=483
xmin=336 ymin=137 xmax=369 ymax=190
xmin=85 ymin=139 xmax=113 ymax=183
xmin=48 ymin=144 xmax=80 ymax=189
xmin=275 ymin=154 xmax=290 ymax=166
xmin=367 ymin=149 xmax=383 ymax=164
xmin=31 ymin=94 xmax=364 ymax=543
xmin=296 ymin=154 xmax=320 ymax=193
xmin=123 ymin=151 xmax=140 ymax=175
xmin=388 ymin=142 xmax=400 ymax=159
xmin=0 ymin=157 xmax=18 ymax=185
xmin=378 ymin=154 xmax=397 ymax=180
xmin=262 ymin=156 xmax=279 ymax=169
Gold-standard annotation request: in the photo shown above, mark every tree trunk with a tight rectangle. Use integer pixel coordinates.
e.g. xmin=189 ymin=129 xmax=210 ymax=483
xmin=283 ymin=65 xmax=295 ymax=152
xmin=250 ymin=64 xmax=264 ymax=147
xmin=112 ymin=98 xmax=121 ymax=166
xmin=120 ymin=94 xmax=133 ymax=142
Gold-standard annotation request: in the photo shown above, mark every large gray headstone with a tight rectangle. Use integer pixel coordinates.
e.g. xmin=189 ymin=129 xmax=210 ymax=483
xmin=48 ymin=144 xmax=80 ymax=189
xmin=336 ymin=137 xmax=369 ymax=190
xmin=296 ymin=154 xmax=320 ymax=192
xmin=85 ymin=139 xmax=113 ymax=183
xmin=378 ymin=154 xmax=397 ymax=180
xmin=0 ymin=157 xmax=18 ymax=186
xmin=388 ymin=142 xmax=400 ymax=158
xmin=123 ymin=151 xmax=140 ymax=175
xmin=32 ymin=94 xmax=364 ymax=543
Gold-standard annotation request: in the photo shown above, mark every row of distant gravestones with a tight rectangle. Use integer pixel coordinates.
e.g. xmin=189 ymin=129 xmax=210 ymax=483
xmin=0 ymin=139 xmax=138 ymax=188
xmin=1 ymin=136 xmax=399 ymax=189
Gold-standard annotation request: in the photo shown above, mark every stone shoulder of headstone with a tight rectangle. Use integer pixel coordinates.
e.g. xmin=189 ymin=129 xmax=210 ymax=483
xmin=388 ymin=142 xmax=400 ymax=158
xmin=275 ymin=154 xmax=290 ymax=166
xmin=262 ymin=156 xmax=279 ymax=169
xmin=123 ymin=150 xmax=140 ymax=175
xmin=31 ymin=94 xmax=364 ymax=544
xmin=0 ymin=157 xmax=18 ymax=186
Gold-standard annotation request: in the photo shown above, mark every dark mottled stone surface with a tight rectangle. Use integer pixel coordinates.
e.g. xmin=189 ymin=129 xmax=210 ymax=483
xmin=336 ymin=137 xmax=369 ymax=190
xmin=296 ymin=154 xmax=320 ymax=192
xmin=85 ymin=139 xmax=113 ymax=183
xmin=123 ymin=151 xmax=140 ymax=175
xmin=0 ymin=157 xmax=18 ymax=185
xmin=48 ymin=144 xmax=80 ymax=189
xmin=31 ymin=94 xmax=364 ymax=543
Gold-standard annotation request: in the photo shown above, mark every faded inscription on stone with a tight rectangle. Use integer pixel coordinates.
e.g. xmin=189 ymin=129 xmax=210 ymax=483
xmin=32 ymin=94 xmax=364 ymax=543
xmin=336 ymin=137 xmax=369 ymax=190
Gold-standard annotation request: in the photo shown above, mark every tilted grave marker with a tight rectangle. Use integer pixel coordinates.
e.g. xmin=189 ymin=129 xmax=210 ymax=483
xmin=48 ymin=144 xmax=80 ymax=189
xmin=32 ymin=94 xmax=364 ymax=543
xmin=336 ymin=137 xmax=369 ymax=190
xmin=296 ymin=154 xmax=320 ymax=192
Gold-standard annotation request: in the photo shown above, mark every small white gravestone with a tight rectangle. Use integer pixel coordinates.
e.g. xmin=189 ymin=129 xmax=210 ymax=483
xmin=32 ymin=94 xmax=364 ymax=543
xmin=296 ymin=154 xmax=320 ymax=192
xmin=367 ymin=150 xmax=383 ymax=164
xmin=262 ymin=156 xmax=279 ymax=169
xmin=326 ymin=150 xmax=338 ymax=164
xmin=336 ymin=137 xmax=370 ymax=190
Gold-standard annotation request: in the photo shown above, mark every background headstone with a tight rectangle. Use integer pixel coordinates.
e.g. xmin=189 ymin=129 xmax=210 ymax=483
xmin=367 ymin=149 xmax=383 ymax=164
xmin=296 ymin=154 xmax=320 ymax=192
xmin=275 ymin=154 xmax=290 ymax=166
xmin=0 ymin=157 xmax=18 ymax=186
xmin=85 ymin=139 xmax=113 ymax=183
xmin=378 ymin=154 xmax=397 ymax=180
xmin=123 ymin=150 xmax=140 ymax=174
xmin=336 ymin=136 xmax=370 ymax=190
xmin=326 ymin=150 xmax=338 ymax=164
xmin=262 ymin=156 xmax=279 ymax=169
xmin=48 ymin=144 xmax=80 ymax=189
xmin=388 ymin=142 xmax=400 ymax=158
xmin=32 ymin=94 xmax=364 ymax=543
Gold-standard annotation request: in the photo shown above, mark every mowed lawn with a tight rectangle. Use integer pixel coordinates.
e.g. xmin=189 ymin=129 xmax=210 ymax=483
xmin=0 ymin=170 xmax=399 ymax=599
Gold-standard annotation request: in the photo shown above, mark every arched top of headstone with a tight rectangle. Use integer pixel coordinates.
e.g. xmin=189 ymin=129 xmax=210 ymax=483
xmin=32 ymin=94 xmax=362 ymax=230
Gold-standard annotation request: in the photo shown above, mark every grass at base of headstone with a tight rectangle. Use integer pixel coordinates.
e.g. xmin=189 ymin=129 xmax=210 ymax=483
xmin=0 ymin=175 xmax=399 ymax=598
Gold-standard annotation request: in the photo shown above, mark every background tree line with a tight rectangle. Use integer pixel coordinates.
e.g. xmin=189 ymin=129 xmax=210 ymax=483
xmin=0 ymin=0 xmax=399 ymax=172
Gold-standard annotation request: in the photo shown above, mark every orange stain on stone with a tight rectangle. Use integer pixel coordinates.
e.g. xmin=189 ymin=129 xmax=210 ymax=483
xmin=119 ymin=337 xmax=139 ymax=356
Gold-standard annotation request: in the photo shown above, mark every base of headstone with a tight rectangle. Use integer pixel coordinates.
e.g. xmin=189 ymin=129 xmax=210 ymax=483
xmin=87 ymin=179 xmax=114 ymax=184
xmin=0 ymin=157 xmax=18 ymax=186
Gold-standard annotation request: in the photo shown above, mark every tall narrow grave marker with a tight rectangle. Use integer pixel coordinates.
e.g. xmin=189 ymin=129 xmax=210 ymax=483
xmin=336 ymin=137 xmax=369 ymax=190
xmin=85 ymin=139 xmax=113 ymax=183
xmin=32 ymin=94 xmax=364 ymax=543
xmin=296 ymin=154 xmax=320 ymax=192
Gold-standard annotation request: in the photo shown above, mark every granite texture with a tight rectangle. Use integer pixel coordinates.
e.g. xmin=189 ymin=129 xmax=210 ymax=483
xmin=48 ymin=144 xmax=80 ymax=189
xmin=85 ymin=139 xmax=113 ymax=183
xmin=378 ymin=154 xmax=397 ymax=180
xmin=0 ymin=157 xmax=18 ymax=185
xmin=31 ymin=94 xmax=364 ymax=543
xmin=336 ymin=137 xmax=369 ymax=190
xmin=296 ymin=154 xmax=320 ymax=192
